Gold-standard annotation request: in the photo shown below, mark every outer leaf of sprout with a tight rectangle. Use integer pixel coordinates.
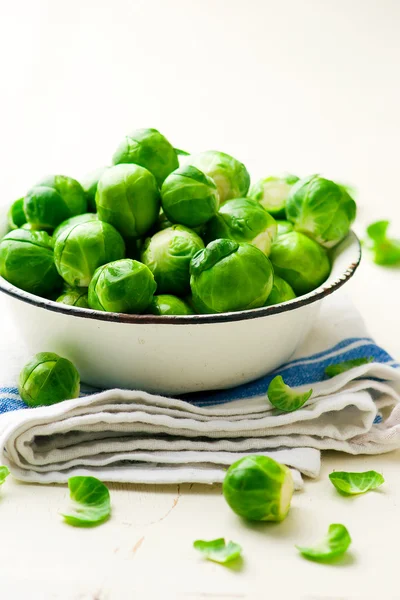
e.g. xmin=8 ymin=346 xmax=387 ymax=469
xmin=267 ymin=376 xmax=312 ymax=412
xmin=296 ymin=524 xmax=351 ymax=562
xmin=193 ymin=538 xmax=242 ymax=564
xmin=324 ymin=357 xmax=374 ymax=377
xmin=329 ymin=470 xmax=384 ymax=495
xmin=61 ymin=476 xmax=111 ymax=527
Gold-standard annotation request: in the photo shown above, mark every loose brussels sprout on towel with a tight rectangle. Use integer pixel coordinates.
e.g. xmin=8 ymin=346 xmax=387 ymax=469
xmin=56 ymin=287 xmax=89 ymax=308
xmin=249 ymin=174 xmax=299 ymax=219
xmin=24 ymin=175 xmax=87 ymax=231
xmin=80 ymin=166 xmax=109 ymax=212
xmin=54 ymin=220 xmax=125 ymax=287
xmin=53 ymin=213 xmax=98 ymax=241
xmin=7 ymin=198 xmax=27 ymax=230
xmin=96 ymin=164 xmax=160 ymax=239
xmin=204 ymin=198 xmax=277 ymax=256
xmin=148 ymin=294 xmax=194 ymax=316
xmin=190 ymin=239 xmax=274 ymax=313
xmin=286 ymin=175 xmax=357 ymax=248
xmin=270 ymin=232 xmax=330 ymax=295
xmin=264 ymin=275 xmax=296 ymax=306
xmin=223 ymin=455 xmax=294 ymax=521
xmin=18 ymin=352 xmax=80 ymax=407
xmin=141 ymin=225 xmax=204 ymax=296
xmin=0 ymin=229 xmax=62 ymax=295
xmin=161 ymin=166 xmax=219 ymax=228
xmin=88 ymin=258 xmax=156 ymax=313
xmin=112 ymin=128 xmax=179 ymax=187
xmin=183 ymin=151 xmax=250 ymax=204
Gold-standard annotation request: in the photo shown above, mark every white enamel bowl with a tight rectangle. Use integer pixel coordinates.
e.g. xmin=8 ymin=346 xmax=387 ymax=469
xmin=0 ymin=232 xmax=361 ymax=395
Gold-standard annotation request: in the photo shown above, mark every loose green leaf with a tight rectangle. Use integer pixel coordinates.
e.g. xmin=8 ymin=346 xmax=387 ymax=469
xmin=296 ymin=524 xmax=351 ymax=562
xmin=0 ymin=466 xmax=10 ymax=485
xmin=267 ymin=375 xmax=312 ymax=412
xmin=324 ymin=357 xmax=374 ymax=378
xmin=193 ymin=538 xmax=242 ymax=564
xmin=365 ymin=220 xmax=400 ymax=266
xmin=61 ymin=476 xmax=111 ymax=527
xmin=329 ymin=470 xmax=384 ymax=495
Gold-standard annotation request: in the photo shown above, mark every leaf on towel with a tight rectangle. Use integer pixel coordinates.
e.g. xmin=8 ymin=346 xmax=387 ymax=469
xmin=324 ymin=357 xmax=374 ymax=377
xmin=267 ymin=376 xmax=312 ymax=412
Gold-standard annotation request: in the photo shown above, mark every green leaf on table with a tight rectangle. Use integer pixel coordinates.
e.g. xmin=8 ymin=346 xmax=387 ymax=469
xmin=193 ymin=538 xmax=242 ymax=564
xmin=267 ymin=376 xmax=312 ymax=412
xmin=364 ymin=220 xmax=400 ymax=266
xmin=329 ymin=470 xmax=384 ymax=495
xmin=296 ymin=524 xmax=351 ymax=562
xmin=60 ymin=476 xmax=111 ymax=527
xmin=324 ymin=357 xmax=374 ymax=378
xmin=0 ymin=466 xmax=10 ymax=485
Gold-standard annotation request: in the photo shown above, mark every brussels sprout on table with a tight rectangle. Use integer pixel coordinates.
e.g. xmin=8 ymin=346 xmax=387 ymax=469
xmin=276 ymin=220 xmax=294 ymax=236
xmin=56 ymin=287 xmax=89 ymax=308
xmin=18 ymin=352 xmax=80 ymax=407
xmin=270 ymin=231 xmax=330 ymax=295
xmin=7 ymin=198 xmax=27 ymax=230
xmin=183 ymin=150 xmax=250 ymax=204
xmin=112 ymin=128 xmax=179 ymax=187
xmin=190 ymin=239 xmax=274 ymax=313
xmin=53 ymin=213 xmax=98 ymax=241
xmin=54 ymin=220 xmax=125 ymax=287
xmin=148 ymin=294 xmax=194 ymax=316
xmin=249 ymin=173 xmax=299 ymax=219
xmin=264 ymin=274 xmax=296 ymax=306
xmin=96 ymin=164 xmax=160 ymax=239
xmin=161 ymin=166 xmax=219 ymax=228
xmin=286 ymin=175 xmax=357 ymax=248
xmin=88 ymin=259 xmax=156 ymax=314
xmin=204 ymin=198 xmax=277 ymax=256
xmin=24 ymin=175 xmax=87 ymax=231
xmin=80 ymin=167 xmax=109 ymax=213
xmin=141 ymin=225 xmax=204 ymax=296
xmin=0 ymin=229 xmax=62 ymax=296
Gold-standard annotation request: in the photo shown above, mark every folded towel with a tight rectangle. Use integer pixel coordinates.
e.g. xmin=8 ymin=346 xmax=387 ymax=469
xmin=0 ymin=292 xmax=399 ymax=489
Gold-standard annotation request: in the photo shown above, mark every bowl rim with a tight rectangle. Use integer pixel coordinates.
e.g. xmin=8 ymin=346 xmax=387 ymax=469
xmin=0 ymin=231 xmax=361 ymax=325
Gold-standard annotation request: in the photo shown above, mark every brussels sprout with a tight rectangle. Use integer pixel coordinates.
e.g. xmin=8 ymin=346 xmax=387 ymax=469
xmin=53 ymin=213 xmax=98 ymax=241
xmin=88 ymin=259 xmax=156 ymax=314
xmin=24 ymin=175 xmax=87 ymax=230
xmin=54 ymin=220 xmax=125 ymax=287
xmin=148 ymin=294 xmax=194 ymax=316
xmin=249 ymin=174 xmax=299 ymax=219
xmin=112 ymin=128 xmax=179 ymax=187
xmin=141 ymin=225 xmax=204 ymax=295
xmin=184 ymin=151 xmax=250 ymax=204
xmin=56 ymin=288 xmax=89 ymax=308
xmin=0 ymin=229 xmax=62 ymax=295
xmin=222 ymin=455 xmax=294 ymax=522
xmin=190 ymin=239 xmax=274 ymax=313
xmin=286 ymin=175 xmax=357 ymax=248
xmin=80 ymin=166 xmax=109 ymax=212
xmin=161 ymin=165 xmax=219 ymax=228
xmin=204 ymin=198 xmax=277 ymax=256
xmin=264 ymin=275 xmax=296 ymax=306
xmin=96 ymin=164 xmax=160 ymax=239
xmin=276 ymin=220 xmax=294 ymax=236
xmin=8 ymin=198 xmax=27 ymax=230
xmin=269 ymin=231 xmax=330 ymax=295
xmin=18 ymin=352 xmax=80 ymax=407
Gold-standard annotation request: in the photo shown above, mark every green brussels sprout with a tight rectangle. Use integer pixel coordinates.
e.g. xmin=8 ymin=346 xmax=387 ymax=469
xmin=24 ymin=175 xmax=87 ymax=230
xmin=54 ymin=220 xmax=125 ymax=287
xmin=88 ymin=259 xmax=156 ymax=314
xmin=148 ymin=294 xmax=194 ymax=316
xmin=222 ymin=455 xmax=294 ymax=522
xmin=53 ymin=213 xmax=98 ymax=241
xmin=141 ymin=225 xmax=204 ymax=295
xmin=96 ymin=164 xmax=160 ymax=239
xmin=270 ymin=231 xmax=330 ymax=295
xmin=276 ymin=220 xmax=294 ymax=236
xmin=264 ymin=275 xmax=296 ymax=306
xmin=80 ymin=166 xmax=109 ymax=212
xmin=112 ymin=128 xmax=179 ymax=187
xmin=56 ymin=288 xmax=89 ymax=308
xmin=204 ymin=198 xmax=277 ymax=256
xmin=249 ymin=174 xmax=299 ymax=219
xmin=184 ymin=151 xmax=250 ymax=204
xmin=18 ymin=352 xmax=80 ymax=407
xmin=0 ymin=229 xmax=62 ymax=296
xmin=286 ymin=175 xmax=357 ymax=248
xmin=8 ymin=198 xmax=27 ymax=230
xmin=190 ymin=239 xmax=274 ymax=313
xmin=161 ymin=165 xmax=219 ymax=228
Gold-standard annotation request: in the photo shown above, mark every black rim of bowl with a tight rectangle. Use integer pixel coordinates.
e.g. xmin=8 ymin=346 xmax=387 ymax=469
xmin=0 ymin=232 xmax=361 ymax=325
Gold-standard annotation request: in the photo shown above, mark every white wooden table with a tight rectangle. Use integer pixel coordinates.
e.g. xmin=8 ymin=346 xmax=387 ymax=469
xmin=0 ymin=1 xmax=399 ymax=598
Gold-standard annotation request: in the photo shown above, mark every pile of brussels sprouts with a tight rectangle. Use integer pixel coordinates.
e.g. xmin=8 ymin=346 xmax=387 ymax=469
xmin=0 ymin=128 xmax=357 ymax=316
